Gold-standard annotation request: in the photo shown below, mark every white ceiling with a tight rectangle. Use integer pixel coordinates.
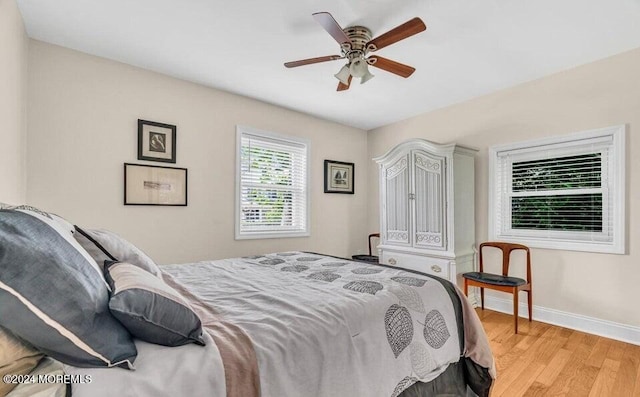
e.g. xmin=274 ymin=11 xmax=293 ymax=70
xmin=16 ymin=0 xmax=640 ymax=130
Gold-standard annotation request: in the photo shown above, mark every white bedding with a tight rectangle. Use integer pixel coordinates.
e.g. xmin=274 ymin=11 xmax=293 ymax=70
xmin=64 ymin=331 xmax=226 ymax=397
xmin=65 ymin=252 xmax=479 ymax=397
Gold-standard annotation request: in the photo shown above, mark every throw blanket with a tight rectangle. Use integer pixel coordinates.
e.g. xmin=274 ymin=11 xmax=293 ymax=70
xmin=162 ymin=272 xmax=261 ymax=397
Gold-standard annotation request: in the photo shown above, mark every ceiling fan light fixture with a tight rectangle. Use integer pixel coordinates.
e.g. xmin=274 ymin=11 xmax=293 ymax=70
xmin=334 ymin=64 xmax=351 ymax=85
xmin=360 ymin=69 xmax=375 ymax=84
xmin=349 ymin=58 xmax=369 ymax=78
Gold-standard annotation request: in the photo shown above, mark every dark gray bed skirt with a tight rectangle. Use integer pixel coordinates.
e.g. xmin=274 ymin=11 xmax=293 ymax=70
xmin=399 ymin=357 xmax=492 ymax=397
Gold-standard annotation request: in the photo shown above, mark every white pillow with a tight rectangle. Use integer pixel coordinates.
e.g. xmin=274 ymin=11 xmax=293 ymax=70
xmin=74 ymin=226 xmax=163 ymax=277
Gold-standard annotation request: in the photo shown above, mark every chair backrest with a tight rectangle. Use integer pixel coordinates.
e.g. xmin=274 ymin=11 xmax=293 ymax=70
xmin=368 ymin=233 xmax=380 ymax=256
xmin=479 ymin=242 xmax=531 ymax=283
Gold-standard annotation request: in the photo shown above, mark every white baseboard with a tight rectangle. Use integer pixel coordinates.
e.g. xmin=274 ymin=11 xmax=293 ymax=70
xmin=478 ymin=295 xmax=640 ymax=346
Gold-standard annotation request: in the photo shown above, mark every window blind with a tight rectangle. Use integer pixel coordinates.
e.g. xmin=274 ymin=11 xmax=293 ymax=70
xmin=238 ymin=131 xmax=308 ymax=237
xmin=510 ymin=153 xmax=604 ymax=232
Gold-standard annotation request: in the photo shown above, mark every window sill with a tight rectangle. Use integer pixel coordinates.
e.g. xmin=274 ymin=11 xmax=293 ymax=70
xmin=235 ymin=231 xmax=310 ymax=240
xmin=490 ymin=234 xmax=625 ymax=254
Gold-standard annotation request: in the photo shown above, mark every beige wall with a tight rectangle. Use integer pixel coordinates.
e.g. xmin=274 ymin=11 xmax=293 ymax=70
xmin=368 ymin=48 xmax=640 ymax=327
xmin=27 ymin=40 xmax=369 ymax=264
xmin=0 ymin=0 xmax=28 ymax=203
xmin=22 ymin=30 xmax=640 ymax=328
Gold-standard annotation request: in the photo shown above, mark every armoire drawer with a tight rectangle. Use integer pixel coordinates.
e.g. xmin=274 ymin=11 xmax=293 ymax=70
xmin=381 ymin=251 xmax=450 ymax=279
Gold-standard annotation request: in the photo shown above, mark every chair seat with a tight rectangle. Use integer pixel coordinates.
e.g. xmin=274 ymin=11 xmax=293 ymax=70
xmin=351 ymin=255 xmax=379 ymax=264
xmin=462 ymin=272 xmax=526 ymax=287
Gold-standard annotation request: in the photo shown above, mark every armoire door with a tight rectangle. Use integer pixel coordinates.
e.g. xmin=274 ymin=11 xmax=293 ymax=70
xmin=412 ymin=150 xmax=446 ymax=250
xmin=383 ymin=154 xmax=410 ymax=245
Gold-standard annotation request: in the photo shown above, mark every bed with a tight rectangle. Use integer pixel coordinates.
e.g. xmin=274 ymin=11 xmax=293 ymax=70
xmin=0 ymin=206 xmax=495 ymax=397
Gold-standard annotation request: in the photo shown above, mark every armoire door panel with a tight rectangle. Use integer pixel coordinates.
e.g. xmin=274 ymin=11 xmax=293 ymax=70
xmin=385 ymin=155 xmax=410 ymax=245
xmin=413 ymin=151 xmax=446 ymax=250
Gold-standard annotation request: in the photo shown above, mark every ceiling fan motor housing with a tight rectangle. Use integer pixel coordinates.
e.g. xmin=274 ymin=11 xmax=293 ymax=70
xmin=342 ymin=26 xmax=372 ymax=60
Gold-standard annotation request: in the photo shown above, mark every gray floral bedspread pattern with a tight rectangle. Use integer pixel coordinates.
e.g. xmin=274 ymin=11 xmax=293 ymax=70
xmin=162 ymin=251 xmax=473 ymax=397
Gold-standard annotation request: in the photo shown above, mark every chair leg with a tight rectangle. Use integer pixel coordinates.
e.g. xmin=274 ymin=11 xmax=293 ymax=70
xmin=464 ymin=279 xmax=468 ymax=297
xmin=480 ymin=288 xmax=485 ymax=310
xmin=527 ymin=289 xmax=532 ymax=322
xmin=513 ymin=288 xmax=519 ymax=334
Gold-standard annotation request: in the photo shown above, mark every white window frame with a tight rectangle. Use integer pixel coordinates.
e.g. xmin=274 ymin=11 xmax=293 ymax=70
xmin=235 ymin=125 xmax=310 ymax=240
xmin=488 ymin=125 xmax=626 ymax=254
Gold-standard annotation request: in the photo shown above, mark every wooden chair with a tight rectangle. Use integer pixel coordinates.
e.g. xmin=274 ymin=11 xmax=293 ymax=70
xmin=351 ymin=233 xmax=380 ymax=263
xmin=367 ymin=233 xmax=380 ymax=257
xmin=462 ymin=242 xmax=532 ymax=334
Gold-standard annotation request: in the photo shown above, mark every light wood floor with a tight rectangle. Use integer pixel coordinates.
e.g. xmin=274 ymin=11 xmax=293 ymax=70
xmin=477 ymin=309 xmax=640 ymax=397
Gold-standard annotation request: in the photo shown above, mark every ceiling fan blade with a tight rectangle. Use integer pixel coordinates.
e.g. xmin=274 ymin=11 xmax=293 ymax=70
xmin=368 ymin=56 xmax=415 ymax=78
xmin=366 ymin=17 xmax=426 ymax=52
xmin=337 ymin=75 xmax=352 ymax=91
xmin=313 ymin=12 xmax=352 ymax=45
xmin=284 ymin=55 xmax=343 ymax=68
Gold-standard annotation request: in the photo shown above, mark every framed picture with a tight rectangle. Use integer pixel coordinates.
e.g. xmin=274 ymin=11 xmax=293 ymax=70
xmin=324 ymin=160 xmax=354 ymax=194
xmin=124 ymin=163 xmax=187 ymax=206
xmin=138 ymin=119 xmax=176 ymax=163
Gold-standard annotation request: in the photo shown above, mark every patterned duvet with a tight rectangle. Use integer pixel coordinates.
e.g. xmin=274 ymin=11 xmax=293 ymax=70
xmin=65 ymin=252 xmax=495 ymax=397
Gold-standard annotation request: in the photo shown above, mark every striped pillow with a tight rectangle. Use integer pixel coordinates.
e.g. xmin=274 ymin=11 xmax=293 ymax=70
xmin=0 ymin=205 xmax=107 ymax=288
xmin=105 ymin=261 xmax=205 ymax=347
xmin=0 ymin=209 xmax=137 ymax=369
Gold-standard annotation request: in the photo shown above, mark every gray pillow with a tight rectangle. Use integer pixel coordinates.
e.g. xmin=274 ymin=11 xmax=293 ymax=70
xmin=0 ymin=203 xmax=76 ymax=239
xmin=105 ymin=261 xmax=205 ymax=347
xmin=74 ymin=226 xmax=162 ymax=277
xmin=0 ymin=209 xmax=137 ymax=369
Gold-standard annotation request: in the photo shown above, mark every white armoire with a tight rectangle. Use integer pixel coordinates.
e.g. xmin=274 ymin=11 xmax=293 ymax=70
xmin=374 ymin=139 xmax=477 ymax=286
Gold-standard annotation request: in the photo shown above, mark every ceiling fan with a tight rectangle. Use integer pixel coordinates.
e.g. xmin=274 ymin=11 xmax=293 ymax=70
xmin=285 ymin=12 xmax=426 ymax=91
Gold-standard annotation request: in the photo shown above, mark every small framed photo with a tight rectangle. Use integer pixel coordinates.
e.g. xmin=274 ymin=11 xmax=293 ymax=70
xmin=324 ymin=160 xmax=354 ymax=194
xmin=124 ymin=163 xmax=187 ymax=206
xmin=138 ymin=119 xmax=176 ymax=163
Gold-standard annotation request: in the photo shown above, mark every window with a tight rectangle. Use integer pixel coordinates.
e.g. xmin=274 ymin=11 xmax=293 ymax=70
xmin=489 ymin=125 xmax=625 ymax=254
xmin=236 ymin=126 xmax=310 ymax=239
